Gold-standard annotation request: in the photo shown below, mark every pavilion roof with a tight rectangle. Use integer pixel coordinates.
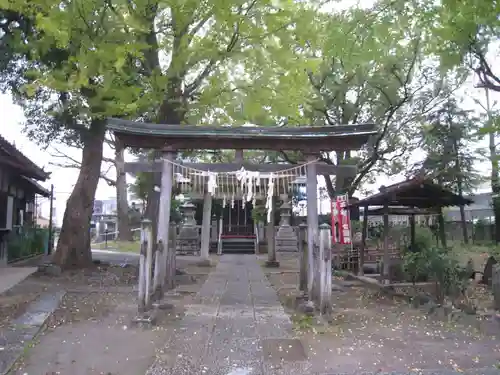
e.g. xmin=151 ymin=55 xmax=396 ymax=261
xmin=364 ymin=206 xmax=436 ymax=216
xmin=352 ymin=177 xmax=473 ymax=209
xmin=107 ymin=118 xmax=377 ymax=152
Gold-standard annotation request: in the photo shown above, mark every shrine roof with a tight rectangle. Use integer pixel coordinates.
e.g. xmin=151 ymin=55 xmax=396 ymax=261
xmin=352 ymin=177 xmax=473 ymax=209
xmin=0 ymin=135 xmax=50 ymax=181
xmin=107 ymin=118 xmax=377 ymax=151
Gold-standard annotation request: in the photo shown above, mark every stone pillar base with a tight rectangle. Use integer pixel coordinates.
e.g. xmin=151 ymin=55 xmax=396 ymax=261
xmin=197 ymin=259 xmax=212 ymax=267
xmin=265 ymin=260 xmax=280 ymax=268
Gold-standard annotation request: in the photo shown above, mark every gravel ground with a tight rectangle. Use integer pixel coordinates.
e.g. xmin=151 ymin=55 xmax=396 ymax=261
xmin=264 ymin=254 xmax=500 ymax=374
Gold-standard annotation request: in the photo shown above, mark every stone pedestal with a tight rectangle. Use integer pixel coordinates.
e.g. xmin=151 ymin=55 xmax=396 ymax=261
xmin=176 ymin=202 xmax=200 ymax=255
xmin=275 ymin=199 xmax=298 ymax=252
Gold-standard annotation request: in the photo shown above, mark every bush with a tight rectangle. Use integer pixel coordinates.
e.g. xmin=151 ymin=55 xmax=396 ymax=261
xmin=403 ymin=246 xmax=469 ymax=303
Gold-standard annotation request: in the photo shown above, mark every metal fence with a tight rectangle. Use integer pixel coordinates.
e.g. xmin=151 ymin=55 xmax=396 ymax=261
xmin=6 ymin=225 xmax=49 ymax=263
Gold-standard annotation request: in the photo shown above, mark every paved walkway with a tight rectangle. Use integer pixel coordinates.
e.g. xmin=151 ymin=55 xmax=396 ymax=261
xmin=0 ymin=266 xmax=38 ymax=294
xmin=147 ymin=255 xmax=311 ymax=375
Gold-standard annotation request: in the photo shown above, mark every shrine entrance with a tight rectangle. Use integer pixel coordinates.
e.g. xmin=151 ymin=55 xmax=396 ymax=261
xmin=221 ymin=200 xmax=254 ymax=237
xmin=109 ymin=118 xmax=377 ymax=315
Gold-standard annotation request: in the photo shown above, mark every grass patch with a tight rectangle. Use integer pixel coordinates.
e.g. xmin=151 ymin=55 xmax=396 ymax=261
xmin=448 ymin=241 xmax=500 ymax=271
xmin=94 ymin=240 xmax=140 ymax=253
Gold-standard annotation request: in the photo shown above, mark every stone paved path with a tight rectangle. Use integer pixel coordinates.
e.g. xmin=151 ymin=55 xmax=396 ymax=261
xmin=147 ymin=255 xmax=500 ymax=375
xmin=146 ymin=255 xmax=311 ymax=375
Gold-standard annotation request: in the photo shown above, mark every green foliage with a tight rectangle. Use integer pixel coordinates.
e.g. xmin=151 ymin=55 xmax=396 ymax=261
xmin=414 ymin=98 xmax=482 ymax=192
xmin=403 ymin=246 xmax=470 ymax=303
xmin=6 ymin=226 xmax=48 ymax=262
xmin=129 ymin=172 xmax=153 ymax=206
xmin=297 ymin=2 xmax=464 ymax=195
xmin=414 ymin=226 xmax=435 ymax=252
xmin=251 ymin=204 xmax=267 ymax=223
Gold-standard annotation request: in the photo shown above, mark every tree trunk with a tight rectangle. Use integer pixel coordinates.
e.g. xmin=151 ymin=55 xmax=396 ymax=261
xmin=456 ymin=177 xmax=468 ymax=244
xmin=459 ymin=204 xmax=468 ymax=244
xmin=485 ymin=88 xmax=500 ymax=243
xmin=52 ymin=119 xmax=106 ymax=269
xmin=115 ymin=140 xmax=133 ymax=241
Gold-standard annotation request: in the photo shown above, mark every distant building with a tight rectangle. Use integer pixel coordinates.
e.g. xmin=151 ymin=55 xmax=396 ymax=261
xmin=91 ymin=198 xmax=117 ymax=240
xmin=446 ymin=192 xmax=494 ymax=222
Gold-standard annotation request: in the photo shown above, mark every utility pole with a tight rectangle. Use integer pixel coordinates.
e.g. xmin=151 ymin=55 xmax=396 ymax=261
xmin=47 ymin=184 xmax=54 ymax=255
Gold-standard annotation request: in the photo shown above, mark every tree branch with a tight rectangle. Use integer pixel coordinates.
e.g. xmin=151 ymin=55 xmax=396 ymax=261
xmin=48 ymin=147 xmax=116 ymax=186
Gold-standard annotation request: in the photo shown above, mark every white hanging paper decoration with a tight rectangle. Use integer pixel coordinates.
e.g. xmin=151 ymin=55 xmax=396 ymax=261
xmin=159 ymin=157 xmax=318 ymax=206
xmin=265 ymin=173 xmax=275 ymax=222
xmin=207 ymin=171 xmax=218 ymax=195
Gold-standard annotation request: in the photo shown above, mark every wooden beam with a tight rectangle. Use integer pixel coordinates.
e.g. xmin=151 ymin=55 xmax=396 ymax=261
xmin=116 ymin=132 xmax=373 ymax=152
xmin=125 ymin=161 xmax=356 ymax=176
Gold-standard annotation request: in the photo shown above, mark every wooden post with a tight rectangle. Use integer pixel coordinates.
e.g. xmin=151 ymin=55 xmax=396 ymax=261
xmin=138 ymin=219 xmax=153 ymax=313
xmin=138 ymin=219 xmax=151 ymax=312
xmin=409 ymin=214 xmax=416 ymax=251
xmin=199 ymin=190 xmax=212 ymax=265
xmin=382 ymin=202 xmax=390 ymax=284
xmin=492 ymin=264 xmax=500 ymax=310
xmin=319 ymin=223 xmax=332 ymax=314
xmin=157 ymin=151 xmax=174 ymax=298
xmin=235 ymin=149 xmax=244 ymax=163
xmin=166 ymin=225 xmax=177 ymax=290
xmin=437 ymin=207 xmax=447 ymax=248
xmin=217 ymin=216 xmax=223 ymax=255
xmin=153 ymin=241 xmax=163 ymax=300
xmin=305 ymin=155 xmax=318 ymax=298
xmin=298 ymin=223 xmax=308 ymax=292
xmin=265 ymin=197 xmax=279 ymax=267
xmin=144 ymin=219 xmax=154 ymax=309
xmin=359 ymin=205 xmax=368 ymax=276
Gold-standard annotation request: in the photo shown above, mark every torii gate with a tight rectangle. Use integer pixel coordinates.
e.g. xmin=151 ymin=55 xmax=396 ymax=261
xmin=107 ymin=118 xmax=377 ymax=313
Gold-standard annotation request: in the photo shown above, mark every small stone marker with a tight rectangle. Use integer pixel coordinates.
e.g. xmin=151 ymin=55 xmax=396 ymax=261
xmin=482 ymin=256 xmax=498 ymax=286
xmin=492 ymin=264 xmax=500 ymax=310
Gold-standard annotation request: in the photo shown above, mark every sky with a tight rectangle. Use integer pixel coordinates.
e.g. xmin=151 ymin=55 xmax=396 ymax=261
xmin=0 ymin=0 xmax=497 ymax=225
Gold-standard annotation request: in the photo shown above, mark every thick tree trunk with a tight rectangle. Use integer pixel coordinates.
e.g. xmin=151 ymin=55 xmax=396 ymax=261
xmin=115 ymin=141 xmax=133 ymax=241
xmin=53 ymin=119 xmax=106 ymax=269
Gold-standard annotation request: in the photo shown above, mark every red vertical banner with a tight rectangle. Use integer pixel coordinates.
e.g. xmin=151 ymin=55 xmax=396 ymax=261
xmin=332 ymin=194 xmax=351 ymax=245
xmin=331 ymin=200 xmax=338 ymax=243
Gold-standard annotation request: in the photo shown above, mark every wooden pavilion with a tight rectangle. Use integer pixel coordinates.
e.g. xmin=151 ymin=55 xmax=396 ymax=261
xmin=351 ymin=177 xmax=473 ymax=281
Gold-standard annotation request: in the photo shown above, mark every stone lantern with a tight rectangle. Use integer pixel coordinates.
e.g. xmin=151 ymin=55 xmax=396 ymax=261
xmin=177 ymin=201 xmax=200 ymax=255
xmin=275 ymin=197 xmax=298 ymax=252
xmin=279 ymin=199 xmax=292 ymax=227
xmin=180 ymin=201 xmax=197 ymax=226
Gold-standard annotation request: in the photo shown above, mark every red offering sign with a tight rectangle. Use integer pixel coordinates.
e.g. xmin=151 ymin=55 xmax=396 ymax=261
xmin=331 ymin=194 xmax=351 ymax=245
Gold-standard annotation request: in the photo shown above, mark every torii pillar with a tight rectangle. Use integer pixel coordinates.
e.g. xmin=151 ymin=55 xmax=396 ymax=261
xmin=199 ymin=189 xmax=212 ymax=266
xmin=156 ymin=149 xmax=175 ymax=297
xmin=305 ymin=154 xmax=319 ymax=300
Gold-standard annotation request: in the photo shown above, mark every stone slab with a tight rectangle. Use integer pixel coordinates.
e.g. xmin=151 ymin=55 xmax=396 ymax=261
xmin=0 ymin=290 xmax=65 ymax=374
xmin=261 ymin=338 xmax=307 ymax=363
